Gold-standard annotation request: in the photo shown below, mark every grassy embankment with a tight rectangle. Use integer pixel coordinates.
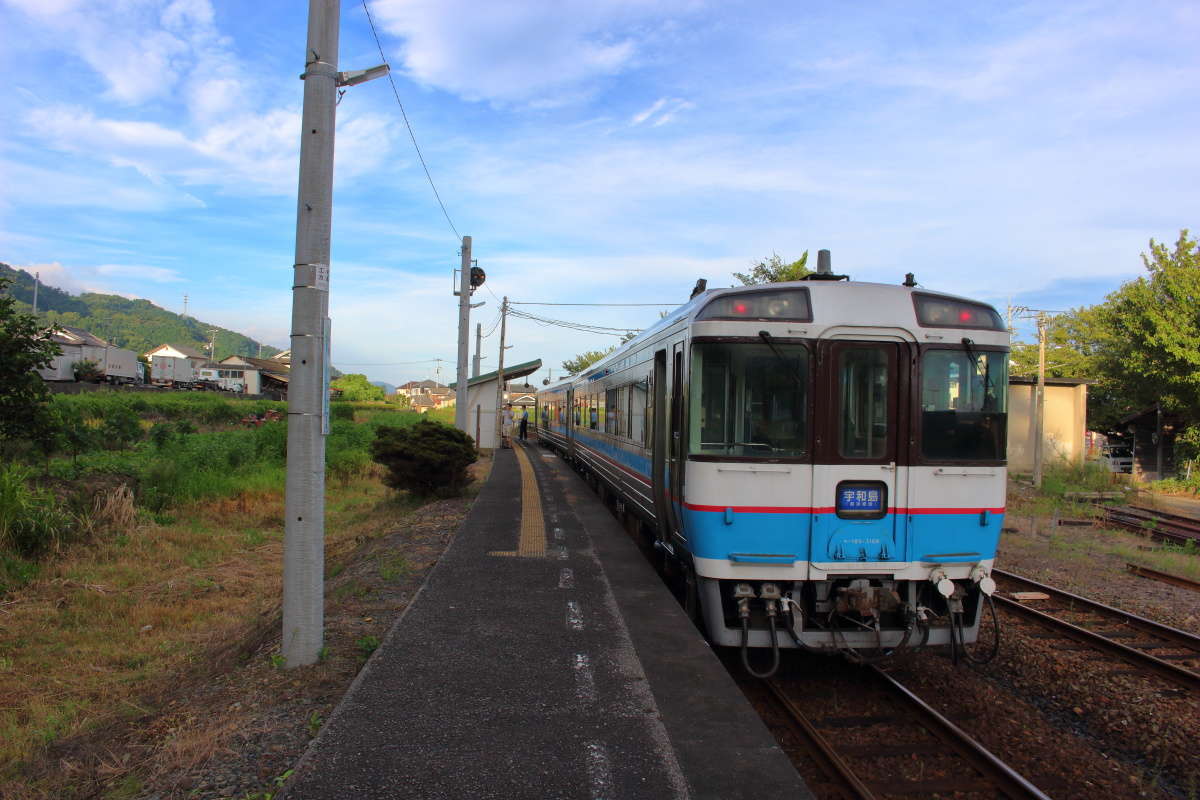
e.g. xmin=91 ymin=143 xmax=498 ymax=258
xmin=0 ymin=392 xmax=443 ymax=788
xmin=1006 ymin=460 xmax=1200 ymax=582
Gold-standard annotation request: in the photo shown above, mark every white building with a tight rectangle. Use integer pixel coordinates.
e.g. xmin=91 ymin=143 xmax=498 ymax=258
xmin=449 ymin=359 xmax=541 ymax=450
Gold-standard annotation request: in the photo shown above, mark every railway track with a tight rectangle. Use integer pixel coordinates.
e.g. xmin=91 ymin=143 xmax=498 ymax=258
xmin=1101 ymin=504 xmax=1200 ymax=547
xmin=762 ymin=666 xmax=1050 ymax=799
xmin=992 ymin=568 xmax=1200 ymax=692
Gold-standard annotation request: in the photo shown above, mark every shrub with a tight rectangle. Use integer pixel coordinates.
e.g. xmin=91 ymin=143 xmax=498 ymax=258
xmin=0 ymin=464 xmax=73 ymax=558
xmin=72 ymin=359 xmax=104 ymax=382
xmin=330 ymin=403 xmax=355 ymax=421
xmin=370 ymin=420 xmax=477 ymax=497
xmin=148 ymin=422 xmax=175 ymax=449
xmin=101 ymin=407 xmax=142 ymax=448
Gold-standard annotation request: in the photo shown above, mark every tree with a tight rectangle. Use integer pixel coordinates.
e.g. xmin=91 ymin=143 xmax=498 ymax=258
xmin=330 ymin=373 xmax=385 ymax=402
xmin=370 ymin=419 xmax=477 ymax=497
xmin=1086 ymin=231 xmax=1200 ymax=424
xmin=733 ymin=251 xmax=810 ymax=285
xmin=0 ymin=276 xmax=61 ymax=454
xmin=562 ymin=348 xmax=614 ymax=375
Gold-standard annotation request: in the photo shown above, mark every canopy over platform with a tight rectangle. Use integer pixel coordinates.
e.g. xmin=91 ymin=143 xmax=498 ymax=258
xmin=450 ymin=359 xmax=542 ymax=449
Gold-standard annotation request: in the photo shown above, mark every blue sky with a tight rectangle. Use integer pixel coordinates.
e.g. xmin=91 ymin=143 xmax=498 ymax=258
xmin=1 ymin=0 xmax=1197 ymax=386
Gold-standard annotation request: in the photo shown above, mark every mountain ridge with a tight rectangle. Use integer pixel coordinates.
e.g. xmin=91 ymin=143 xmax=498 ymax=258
xmin=1 ymin=263 xmax=282 ymax=362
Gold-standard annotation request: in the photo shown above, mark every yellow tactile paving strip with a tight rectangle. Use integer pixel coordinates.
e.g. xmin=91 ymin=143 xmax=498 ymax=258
xmin=489 ymin=444 xmax=546 ymax=558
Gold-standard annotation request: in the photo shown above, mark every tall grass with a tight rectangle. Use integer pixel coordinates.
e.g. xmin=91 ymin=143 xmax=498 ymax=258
xmin=0 ymin=464 xmax=72 ymax=560
xmin=52 ymin=391 xmax=286 ymax=426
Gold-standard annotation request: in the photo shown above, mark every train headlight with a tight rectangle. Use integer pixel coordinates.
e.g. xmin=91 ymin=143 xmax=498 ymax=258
xmin=698 ymin=289 xmax=812 ymax=322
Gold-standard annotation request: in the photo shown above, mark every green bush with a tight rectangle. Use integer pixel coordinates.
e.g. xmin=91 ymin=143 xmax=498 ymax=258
xmin=370 ymin=420 xmax=477 ymax=497
xmin=330 ymin=403 xmax=355 ymax=421
xmin=101 ymin=406 xmax=142 ymax=448
xmin=0 ymin=464 xmax=73 ymax=559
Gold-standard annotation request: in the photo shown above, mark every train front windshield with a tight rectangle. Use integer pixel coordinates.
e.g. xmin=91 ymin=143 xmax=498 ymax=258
xmin=690 ymin=342 xmax=809 ymax=458
xmin=920 ymin=349 xmax=1008 ymax=461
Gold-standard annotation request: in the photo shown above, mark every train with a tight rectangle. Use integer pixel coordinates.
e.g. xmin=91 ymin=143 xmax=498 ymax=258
xmin=535 ymin=252 xmax=1007 ymax=676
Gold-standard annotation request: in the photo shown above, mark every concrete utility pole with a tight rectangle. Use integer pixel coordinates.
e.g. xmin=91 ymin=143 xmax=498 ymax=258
xmin=472 ymin=323 xmax=482 ymax=378
xmin=454 ymin=236 xmax=472 ymax=434
xmin=494 ymin=297 xmax=509 ymax=449
xmin=1032 ymin=312 xmax=1047 ymax=489
xmin=283 ymin=0 xmax=387 ymax=667
xmin=32 ymin=272 xmax=39 ymax=316
xmin=182 ymin=294 xmax=189 ymax=318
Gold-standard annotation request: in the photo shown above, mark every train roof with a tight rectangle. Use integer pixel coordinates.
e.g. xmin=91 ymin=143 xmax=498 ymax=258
xmin=543 ymin=279 xmax=1005 ymax=390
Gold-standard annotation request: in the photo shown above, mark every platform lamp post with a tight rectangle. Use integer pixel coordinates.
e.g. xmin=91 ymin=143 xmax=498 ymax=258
xmin=283 ymin=0 xmax=388 ymax=668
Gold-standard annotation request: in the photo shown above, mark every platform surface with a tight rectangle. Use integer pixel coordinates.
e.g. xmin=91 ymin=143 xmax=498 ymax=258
xmin=281 ymin=441 xmax=811 ymax=799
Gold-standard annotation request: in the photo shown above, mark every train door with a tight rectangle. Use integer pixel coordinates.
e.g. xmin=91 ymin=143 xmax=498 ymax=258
xmin=667 ymin=340 xmax=686 ymax=539
xmin=651 ymin=350 xmax=670 ymax=544
xmin=810 ymin=340 xmax=909 ymax=566
xmin=566 ymin=388 xmax=575 ymax=456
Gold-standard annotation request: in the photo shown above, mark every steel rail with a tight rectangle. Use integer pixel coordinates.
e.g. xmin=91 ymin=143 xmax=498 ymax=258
xmin=992 ymin=569 xmax=1200 ymax=654
xmin=764 ymin=671 xmax=1050 ymax=800
xmin=763 ymin=680 xmax=875 ymax=799
xmin=868 ymin=666 xmax=1052 ymax=800
xmin=993 ymin=597 xmax=1200 ymax=692
xmin=1128 ymin=504 xmax=1200 ymax=530
xmin=1101 ymin=505 xmax=1200 ymax=546
xmin=1126 ymin=562 xmax=1200 ymax=594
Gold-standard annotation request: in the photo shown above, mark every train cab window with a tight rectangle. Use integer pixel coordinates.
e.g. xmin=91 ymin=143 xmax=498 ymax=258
xmin=921 ymin=349 xmax=1008 ymax=461
xmin=689 ymin=342 xmax=809 ymax=458
xmin=838 ymin=348 xmax=889 ymax=459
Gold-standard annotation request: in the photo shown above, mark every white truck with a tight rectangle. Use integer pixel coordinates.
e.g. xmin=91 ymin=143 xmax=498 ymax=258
xmin=99 ymin=346 xmax=141 ymax=384
xmin=150 ymin=355 xmax=198 ymax=388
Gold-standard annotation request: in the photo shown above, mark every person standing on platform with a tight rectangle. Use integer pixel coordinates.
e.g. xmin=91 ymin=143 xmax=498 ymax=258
xmin=519 ymin=407 xmax=529 ymax=441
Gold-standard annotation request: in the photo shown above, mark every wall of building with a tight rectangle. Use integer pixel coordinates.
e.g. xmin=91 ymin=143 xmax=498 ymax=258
xmin=1007 ymin=382 xmax=1088 ymax=472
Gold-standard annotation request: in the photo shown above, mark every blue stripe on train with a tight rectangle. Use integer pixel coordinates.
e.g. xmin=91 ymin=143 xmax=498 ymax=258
xmin=682 ymin=508 xmax=1002 ymax=564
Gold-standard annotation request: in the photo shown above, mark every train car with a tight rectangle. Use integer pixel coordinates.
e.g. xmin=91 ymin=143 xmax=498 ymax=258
xmin=536 ymin=253 xmax=1008 ymax=675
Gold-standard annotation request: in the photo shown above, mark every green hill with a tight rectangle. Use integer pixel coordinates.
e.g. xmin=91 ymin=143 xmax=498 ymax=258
xmin=1 ymin=262 xmax=282 ymax=361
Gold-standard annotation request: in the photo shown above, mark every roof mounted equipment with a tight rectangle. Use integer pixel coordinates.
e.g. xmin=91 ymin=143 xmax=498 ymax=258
xmin=800 ymin=248 xmax=849 ymax=281
xmin=690 ymin=278 xmax=708 ymax=299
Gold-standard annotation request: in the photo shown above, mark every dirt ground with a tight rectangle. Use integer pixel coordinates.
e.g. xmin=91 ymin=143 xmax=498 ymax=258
xmin=2 ymin=457 xmax=490 ymax=800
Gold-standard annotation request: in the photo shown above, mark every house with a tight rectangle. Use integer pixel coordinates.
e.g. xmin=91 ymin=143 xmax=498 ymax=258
xmin=221 ymin=355 xmax=287 ymax=400
xmin=1116 ymin=405 xmax=1182 ymax=481
xmin=145 ymin=343 xmax=209 ymax=387
xmin=39 ymin=326 xmax=140 ymax=383
xmin=449 ymin=359 xmax=542 ymax=449
xmin=198 ymin=360 xmax=261 ymax=394
xmin=1006 ymin=376 xmax=1090 ymax=473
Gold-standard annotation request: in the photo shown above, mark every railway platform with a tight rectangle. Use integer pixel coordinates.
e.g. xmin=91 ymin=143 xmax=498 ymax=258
xmin=280 ymin=441 xmax=810 ymax=799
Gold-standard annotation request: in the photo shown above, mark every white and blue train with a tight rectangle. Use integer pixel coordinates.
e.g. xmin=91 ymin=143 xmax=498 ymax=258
xmin=536 ymin=252 xmax=1007 ymax=675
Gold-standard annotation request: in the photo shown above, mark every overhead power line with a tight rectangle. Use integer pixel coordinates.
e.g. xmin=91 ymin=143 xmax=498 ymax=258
xmin=508 ymin=299 xmax=681 ymax=307
xmin=508 ymin=307 xmax=639 ymax=338
xmin=336 ymin=358 xmax=449 ymax=366
xmin=360 ymin=0 xmax=461 ymax=243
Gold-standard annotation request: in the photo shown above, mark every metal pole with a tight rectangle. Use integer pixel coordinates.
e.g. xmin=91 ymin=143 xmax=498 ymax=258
xmin=454 ymin=236 xmax=472 ymax=434
xmin=1032 ymin=313 xmax=1046 ymax=489
xmin=284 ymin=0 xmax=339 ymax=668
xmin=494 ymin=297 xmax=508 ymax=449
xmin=472 ymin=323 xmax=481 ymax=378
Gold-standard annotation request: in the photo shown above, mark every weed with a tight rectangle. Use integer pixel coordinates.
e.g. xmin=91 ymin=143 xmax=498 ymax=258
xmin=356 ymin=635 xmax=381 ymax=659
xmin=306 ymin=710 xmax=324 ymax=737
xmin=317 ymin=645 xmax=330 ymax=662
xmin=377 ymin=553 xmax=410 ymax=581
xmin=269 ymin=653 xmax=286 ymax=669
xmin=0 ymin=463 xmax=74 ymax=557
xmin=243 ymin=528 xmax=266 ymax=547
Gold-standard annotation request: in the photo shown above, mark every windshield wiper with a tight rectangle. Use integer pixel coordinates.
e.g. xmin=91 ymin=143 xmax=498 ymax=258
xmin=759 ymin=330 xmax=806 ymax=391
xmin=961 ymin=337 xmax=996 ymax=409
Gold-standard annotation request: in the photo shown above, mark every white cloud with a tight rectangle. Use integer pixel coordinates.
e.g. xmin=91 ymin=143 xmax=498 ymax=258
xmin=20 ymin=104 xmax=393 ymax=198
xmin=368 ymin=0 xmax=698 ymax=103
xmin=12 ymin=261 xmax=112 ymax=295
xmin=629 ymin=97 xmax=697 ymax=127
xmin=96 ymin=263 xmax=185 ymax=283
xmin=0 ymin=158 xmax=205 ymax=211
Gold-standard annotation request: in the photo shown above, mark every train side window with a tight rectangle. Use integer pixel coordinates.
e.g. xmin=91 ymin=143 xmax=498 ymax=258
xmin=605 ymin=388 xmax=621 ymax=435
xmin=838 ymin=348 xmax=889 ymax=459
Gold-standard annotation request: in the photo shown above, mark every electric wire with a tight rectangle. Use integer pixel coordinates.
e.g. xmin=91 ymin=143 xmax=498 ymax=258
xmin=510 ymin=302 xmax=680 ymax=307
xmin=507 ymin=307 xmax=639 ymax=337
xmin=335 ymin=358 xmax=450 ymax=366
xmin=361 ymin=0 xmax=461 ymax=243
